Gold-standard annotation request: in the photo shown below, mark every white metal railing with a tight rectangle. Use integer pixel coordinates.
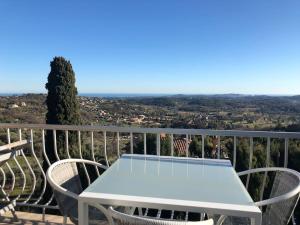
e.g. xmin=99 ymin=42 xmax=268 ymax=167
xmin=0 ymin=123 xmax=299 ymax=218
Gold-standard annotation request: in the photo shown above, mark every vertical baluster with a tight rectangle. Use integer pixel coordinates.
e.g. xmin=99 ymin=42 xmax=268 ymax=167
xmin=78 ymin=130 xmax=91 ymax=185
xmin=18 ymin=128 xmax=22 ymax=142
xmin=171 ymin=134 xmax=174 ymax=157
xmin=65 ymin=130 xmax=70 ymax=158
xmin=186 ymin=134 xmax=189 ymax=157
xmin=233 ymin=136 xmax=237 ymax=168
xmin=6 ymin=128 xmax=15 ymax=195
xmin=53 ymin=130 xmax=59 ymax=160
xmin=7 ymin=128 xmax=11 ymax=143
xmin=185 ymin=211 xmax=189 ymax=221
xmin=42 ymin=129 xmax=56 ymax=208
xmin=144 ymin=133 xmax=147 ymax=155
xmin=156 ymin=209 xmax=162 ymax=218
xmin=246 ymin=137 xmax=253 ymax=189
xmin=91 ymin=131 xmax=94 ymax=158
xmin=202 ymin=135 xmax=205 ymax=158
xmin=260 ymin=137 xmax=270 ymax=201
xmin=104 ymin=131 xmax=109 ymax=167
xmin=42 ymin=129 xmax=50 ymax=166
xmin=20 ymin=129 xmax=36 ymax=203
xmin=78 ymin=130 xmax=81 ymax=157
xmin=130 ymin=132 xmax=133 ymax=154
xmin=156 ymin=133 xmax=160 ymax=156
xmin=171 ymin=210 xmax=175 ymax=219
xmin=200 ymin=213 xmax=205 ymax=221
xmin=27 ymin=129 xmax=37 ymax=201
xmin=13 ymin=128 xmax=26 ymax=201
xmin=284 ymin=138 xmax=289 ymax=168
xmin=117 ymin=132 xmax=120 ymax=157
xmin=31 ymin=129 xmax=48 ymax=204
xmin=91 ymin=131 xmax=100 ymax=176
xmin=217 ymin=136 xmax=221 ymax=159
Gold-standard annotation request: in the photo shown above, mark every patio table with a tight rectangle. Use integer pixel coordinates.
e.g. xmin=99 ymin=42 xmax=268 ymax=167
xmin=78 ymin=154 xmax=262 ymax=225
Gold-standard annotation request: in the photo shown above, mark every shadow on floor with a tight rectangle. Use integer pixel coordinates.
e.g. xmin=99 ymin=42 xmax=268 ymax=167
xmin=0 ymin=211 xmax=73 ymax=225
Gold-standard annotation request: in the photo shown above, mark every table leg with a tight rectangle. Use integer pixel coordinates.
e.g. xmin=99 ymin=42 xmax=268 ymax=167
xmin=251 ymin=213 xmax=262 ymax=225
xmin=78 ymin=199 xmax=88 ymax=225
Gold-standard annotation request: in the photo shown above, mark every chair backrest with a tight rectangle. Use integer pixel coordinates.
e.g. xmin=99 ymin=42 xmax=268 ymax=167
xmin=108 ymin=207 xmax=214 ymax=225
xmin=264 ymin=171 xmax=300 ymax=225
xmin=51 ymin=161 xmax=82 ymax=218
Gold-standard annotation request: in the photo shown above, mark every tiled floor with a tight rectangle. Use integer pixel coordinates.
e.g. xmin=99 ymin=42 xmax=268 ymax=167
xmin=0 ymin=211 xmax=73 ymax=225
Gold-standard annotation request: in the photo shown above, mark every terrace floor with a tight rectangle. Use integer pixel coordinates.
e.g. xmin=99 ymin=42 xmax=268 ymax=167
xmin=0 ymin=211 xmax=74 ymax=225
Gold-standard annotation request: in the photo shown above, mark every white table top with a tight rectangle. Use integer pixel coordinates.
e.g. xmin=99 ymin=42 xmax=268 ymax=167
xmin=80 ymin=154 xmax=261 ymax=217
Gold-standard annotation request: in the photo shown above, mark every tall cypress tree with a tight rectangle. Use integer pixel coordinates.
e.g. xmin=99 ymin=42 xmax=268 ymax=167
xmin=45 ymin=56 xmax=80 ymax=126
xmin=43 ymin=57 xmax=81 ymax=203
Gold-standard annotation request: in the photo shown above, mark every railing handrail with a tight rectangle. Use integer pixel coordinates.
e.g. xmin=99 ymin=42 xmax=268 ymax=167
xmin=1 ymin=123 xmax=300 ymax=138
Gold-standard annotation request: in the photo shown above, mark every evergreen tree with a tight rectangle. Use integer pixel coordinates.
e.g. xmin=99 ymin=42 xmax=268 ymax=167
xmin=45 ymin=56 xmax=80 ymax=126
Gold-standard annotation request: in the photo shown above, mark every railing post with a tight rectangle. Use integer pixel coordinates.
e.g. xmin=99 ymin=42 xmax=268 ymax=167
xmin=217 ymin=136 xmax=221 ymax=159
xmin=117 ymin=132 xmax=120 ymax=157
xmin=171 ymin=134 xmax=174 ymax=156
xmin=13 ymin=128 xmax=26 ymax=201
xmin=157 ymin=133 xmax=160 ymax=156
xmin=186 ymin=134 xmax=189 ymax=157
xmin=91 ymin=131 xmax=100 ymax=176
xmin=144 ymin=133 xmax=147 ymax=155
xmin=78 ymin=130 xmax=91 ymax=185
xmin=104 ymin=131 xmax=109 ymax=166
xmin=6 ymin=128 xmax=15 ymax=195
xmin=246 ymin=137 xmax=253 ymax=189
xmin=130 ymin=132 xmax=133 ymax=154
xmin=202 ymin=135 xmax=205 ymax=158
xmin=65 ymin=130 xmax=70 ymax=158
xmin=284 ymin=138 xmax=289 ymax=168
xmin=233 ymin=136 xmax=237 ymax=168
xmin=31 ymin=129 xmax=48 ymax=205
xmin=53 ymin=130 xmax=59 ymax=161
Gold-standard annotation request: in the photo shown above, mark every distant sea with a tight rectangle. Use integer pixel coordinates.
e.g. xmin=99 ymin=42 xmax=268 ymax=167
xmin=0 ymin=93 xmax=24 ymax=96
xmin=0 ymin=93 xmax=171 ymax=98
xmin=80 ymin=93 xmax=171 ymax=98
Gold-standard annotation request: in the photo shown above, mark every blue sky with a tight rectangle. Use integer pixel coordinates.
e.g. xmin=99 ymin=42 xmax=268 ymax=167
xmin=0 ymin=0 xmax=299 ymax=95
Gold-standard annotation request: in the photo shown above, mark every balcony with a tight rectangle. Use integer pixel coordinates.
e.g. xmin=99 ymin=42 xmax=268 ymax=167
xmin=0 ymin=123 xmax=299 ymax=225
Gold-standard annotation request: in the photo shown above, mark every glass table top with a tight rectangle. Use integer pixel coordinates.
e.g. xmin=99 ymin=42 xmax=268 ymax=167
xmin=84 ymin=154 xmax=254 ymax=206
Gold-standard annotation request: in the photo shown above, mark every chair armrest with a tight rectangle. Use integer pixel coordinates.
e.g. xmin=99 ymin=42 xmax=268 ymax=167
xmin=238 ymin=167 xmax=300 ymax=206
xmin=46 ymin=158 xmax=108 ymax=200
xmin=67 ymin=158 xmax=108 ymax=170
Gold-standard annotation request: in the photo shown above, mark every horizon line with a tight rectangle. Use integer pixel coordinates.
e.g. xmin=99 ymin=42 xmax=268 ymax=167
xmin=0 ymin=92 xmax=299 ymax=97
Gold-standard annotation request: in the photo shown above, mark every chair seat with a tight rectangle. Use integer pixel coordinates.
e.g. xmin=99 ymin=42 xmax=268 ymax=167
xmin=221 ymin=217 xmax=250 ymax=225
xmin=69 ymin=204 xmax=107 ymax=225
xmin=216 ymin=215 xmax=270 ymax=225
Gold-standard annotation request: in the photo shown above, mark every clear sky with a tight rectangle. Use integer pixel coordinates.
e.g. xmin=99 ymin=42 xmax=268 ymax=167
xmin=0 ymin=0 xmax=299 ymax=95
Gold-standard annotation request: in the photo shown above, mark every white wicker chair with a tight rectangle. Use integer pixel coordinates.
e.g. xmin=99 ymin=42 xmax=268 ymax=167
xmin=46 ymin=158 xmax=110 ymax=225
xmin=215 ymin=167 xmax=300 ymax=225
xmin=108 ymin=207 xmax=214 ymax=225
